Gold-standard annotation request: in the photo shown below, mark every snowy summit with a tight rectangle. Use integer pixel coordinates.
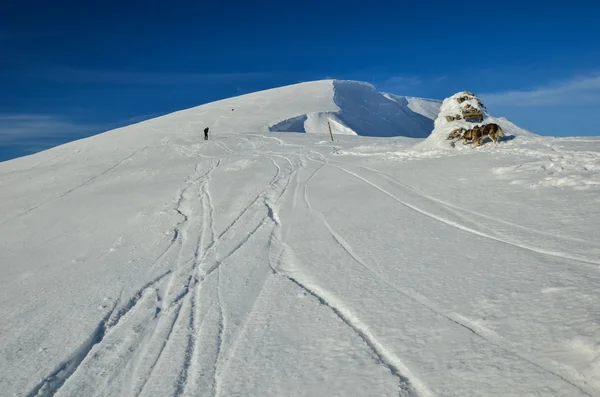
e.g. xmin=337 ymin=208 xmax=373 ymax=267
xmin=1 ymin=80 xmax=600 ymax=397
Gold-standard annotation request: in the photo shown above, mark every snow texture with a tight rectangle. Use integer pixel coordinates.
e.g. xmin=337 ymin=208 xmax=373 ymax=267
xmin=384 ymin=93 xmax=442 ymax=121
xmin=1 ymin=80 xmax=600 ymax=397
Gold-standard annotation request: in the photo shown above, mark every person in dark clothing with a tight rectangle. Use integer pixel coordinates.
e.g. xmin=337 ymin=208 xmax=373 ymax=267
xmin=204 ymin=127 xmax=209 ymax=140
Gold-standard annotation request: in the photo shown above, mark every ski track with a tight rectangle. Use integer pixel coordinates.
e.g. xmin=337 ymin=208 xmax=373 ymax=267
xmin=340 ymin=159 xmax=600 ymax=248
xmin=243 ymin=153 xmax=422 ymax=396
xmin=302 ymin=156 xmax=594 ymax=396
xmin=265 ymin=209 xmax=420 ymax=397
xmin=173 ymin=293 xmax=197 ymax=397
xmin=25 ymin=303 xmax=119 ymax=397
xmin=179 ymin=146 xmax=294 ymax=397
xmin=278 ymin=272 xmax=420 ymax=397
xmin=169 ymin=147 xmax=289 ymax=397
xmin=210 ymin=272 xmax=225 ymax=397
xmin=1 ymin=150 xmax=140 ymax=228
xmin=0 ymin=149 xmax=81 ymax=178
xmin=294 ymin=156 xmax=425 ymax=397
xmin=213 ymin=140 xmax=232 ymax=154
xmin=43 ymin=156 xmax=221 ymax=397
xmin=214 ymin=154 xmax=281 ymax=241
xmin=132 ymin=301 xmax=184 ymax=397
xmin=180 ymin=155 xmax=220 ymax=397
xmin=323 ymin=159 xmax=600 ymax=269
xmin=198 ymin=212 xmax=270 ymax=285
xmin=168 ymin=157 xmax=220 ymax=397
xmin=307 ymin=169 xmax=591 ymax=395
xmin=26 ymin=269 xmax=172 ymax=397
xmin=213 ymin=154 xmax=299 ymax=386
xmin=161 ymin=159 xmax=218 ymax=311
xmin=107 ymin=270 xmax=173 ymax=329
xmin=17 ymin=131 xmax=598 ymax=397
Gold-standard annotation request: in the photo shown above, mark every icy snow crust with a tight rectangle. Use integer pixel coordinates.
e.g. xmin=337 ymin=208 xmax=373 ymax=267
xmin=1 ymin=80 xmax=600 ymax=397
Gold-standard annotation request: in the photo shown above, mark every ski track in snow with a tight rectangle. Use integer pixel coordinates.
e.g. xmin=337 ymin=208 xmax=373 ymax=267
xmin=325 ymin=160 xmax=600 ymax=269
xmin=300 ymin=158 xmax=591 ymax=397
xmin=168 ymin=158 xmax=219 ymax=397
xmin=263 ymin=157 xmax=421 ymax=397
xmin=0 ymin=150 xmax=141 ymax=228
xmin=7 ymin=124 xmax=600 ymax=397
xmin=349 ymin=161 xmax=598 ymax=247
xmin=27 ymin=269 xmax=172 ymax=397
xmin=168 ymin=149 xmax=297 ymax=397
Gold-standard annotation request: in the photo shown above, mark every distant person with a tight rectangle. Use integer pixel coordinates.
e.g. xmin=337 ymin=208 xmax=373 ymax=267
xmin=204 ymin=127 xmax=209 ymax=140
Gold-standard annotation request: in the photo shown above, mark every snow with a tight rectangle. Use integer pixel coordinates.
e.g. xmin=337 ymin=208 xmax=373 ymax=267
xmin=1 ymin=80 xmax=600 ymax=397
xmin=415 ymin=91 xmax=535 ymax=153
xmin=267 ymin=80 xmax=435 ymax=137
xmin=384 ymin=94 xmax=442 ymax=121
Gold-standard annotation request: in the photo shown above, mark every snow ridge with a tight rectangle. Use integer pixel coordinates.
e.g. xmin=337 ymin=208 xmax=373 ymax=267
xmin=269 ymin=80 xmax=435 ymax=138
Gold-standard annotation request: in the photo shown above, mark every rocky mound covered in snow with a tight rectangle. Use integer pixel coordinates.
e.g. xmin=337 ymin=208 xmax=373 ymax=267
xmin=415 ymin=91 xmax=536 ymax=151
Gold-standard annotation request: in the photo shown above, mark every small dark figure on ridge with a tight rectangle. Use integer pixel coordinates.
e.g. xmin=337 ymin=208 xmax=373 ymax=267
xmin=204 ymin=127 xmax=209 ymax=140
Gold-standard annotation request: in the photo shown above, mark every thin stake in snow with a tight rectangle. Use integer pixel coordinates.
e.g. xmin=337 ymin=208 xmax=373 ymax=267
xmin=328 ymin=121 xmax=334 ymax=142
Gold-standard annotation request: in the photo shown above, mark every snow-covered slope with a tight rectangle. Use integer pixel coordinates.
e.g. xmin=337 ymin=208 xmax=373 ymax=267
xmin=268 ymin=80 xmax=435 ymax=137
xmin=385 ymin=93 xmax=442 ymax=121
xmin=1 ymin=80 xmax=600 ymax=397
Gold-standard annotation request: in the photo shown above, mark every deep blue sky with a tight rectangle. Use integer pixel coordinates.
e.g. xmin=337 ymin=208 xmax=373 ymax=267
xmin=2 ymin=0 xmax=600 ymax=161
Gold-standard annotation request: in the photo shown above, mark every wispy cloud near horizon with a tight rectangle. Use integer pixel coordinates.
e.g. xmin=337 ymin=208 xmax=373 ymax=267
xmin=385 ymin=76 xmax=422 ymax=87
xmin=481 ymin=74 xmax=600 ymax=107
xmin=375 ymin=74 xmax=448 ymax=95
xmin=0 ymin=114 xmax=103 ymax=143
xmin=44 ymin=67 xmax=272 ymax=86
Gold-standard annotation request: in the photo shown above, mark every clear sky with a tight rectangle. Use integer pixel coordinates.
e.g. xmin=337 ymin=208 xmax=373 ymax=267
xmin=1 ymin=0 xmax=600 ymax=161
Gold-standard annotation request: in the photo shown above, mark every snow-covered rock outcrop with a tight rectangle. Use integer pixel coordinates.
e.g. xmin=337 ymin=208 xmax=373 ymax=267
xmin=416 ymin=91 xmax=535 ymax=150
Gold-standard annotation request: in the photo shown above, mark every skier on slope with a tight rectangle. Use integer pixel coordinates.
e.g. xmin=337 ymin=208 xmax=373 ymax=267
xmin=204 ymin=127 xmax=209 ymax=140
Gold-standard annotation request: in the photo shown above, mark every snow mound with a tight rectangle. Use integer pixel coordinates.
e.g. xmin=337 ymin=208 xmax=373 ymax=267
xmin=416 ymin=91 xmax=535 ymax=151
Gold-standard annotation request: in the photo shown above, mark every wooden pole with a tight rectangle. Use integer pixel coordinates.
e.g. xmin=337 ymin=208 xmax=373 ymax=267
xmin=328 ymin=121 xmax=334 ymax=142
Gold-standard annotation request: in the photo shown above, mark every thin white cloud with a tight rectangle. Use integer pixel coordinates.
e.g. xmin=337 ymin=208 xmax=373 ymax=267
xmin=126 ymin=112 xmax=168 ymax=124
xmin=46 ymin=67 xmax=270 ymax=85
xmin=0 ymin=114 xmax=100 ymax=143
xmin=481 ymin=74 xmax=600 ymax=106
xmin=376 ymin=74 xmax=447 ymax=95
xmin=384 ymin=76 xmax=422 ymax=87
xmin=375 ymin=75 xmax=422 ymax=95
